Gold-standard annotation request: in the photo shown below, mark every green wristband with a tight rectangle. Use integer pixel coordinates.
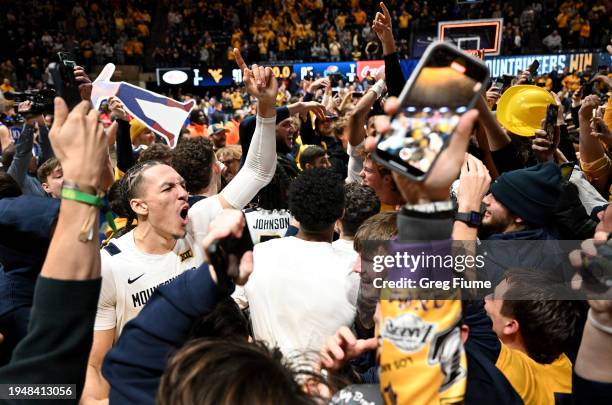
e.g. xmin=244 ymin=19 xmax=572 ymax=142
xmin=61 ymin=188 xmax=104 ymax=208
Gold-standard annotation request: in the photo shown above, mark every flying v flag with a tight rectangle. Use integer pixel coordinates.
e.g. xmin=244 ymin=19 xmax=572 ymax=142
xmin=91 ymin=63 xmax=195 ymax=148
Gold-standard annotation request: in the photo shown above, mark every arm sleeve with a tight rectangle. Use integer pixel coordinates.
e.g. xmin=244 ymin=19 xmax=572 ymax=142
xmin=464 ymin=300 xmax=501 ymax=364
xmin=573 ymin=372 xmax=612 ymax=404
xmin=94 ymin=258 xmax=118 ymax=331
xmin=239 ymin=107 xmax=290 ymax=166
xmin=384 ymin=52 xmax=405 ymax=98
xmin=7 ymin=124 xmax=35 ymax=189
xmin=102 ymin=265 xmax=219 ymax=405
xmin=0 ymin=277 xmax=101 ymax=401
xmin=221 ymin=115 xmax=278 ymax=209
xmin=38 ymin=123 xmax=54 ymax=165
xmin=115 ymin=120 xmax=135 ymax=173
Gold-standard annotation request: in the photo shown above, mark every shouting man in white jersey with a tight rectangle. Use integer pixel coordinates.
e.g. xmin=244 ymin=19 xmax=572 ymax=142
xmin=81 ymin=50 xmax=279 ymax=404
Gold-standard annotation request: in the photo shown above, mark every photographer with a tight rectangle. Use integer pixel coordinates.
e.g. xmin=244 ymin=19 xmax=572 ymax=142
xmin=3 ymin=101 xmax=51 ymax=197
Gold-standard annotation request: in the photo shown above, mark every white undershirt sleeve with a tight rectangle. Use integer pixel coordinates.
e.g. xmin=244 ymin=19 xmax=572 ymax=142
xmin=220 ymin=115 xmax=278 ymax=209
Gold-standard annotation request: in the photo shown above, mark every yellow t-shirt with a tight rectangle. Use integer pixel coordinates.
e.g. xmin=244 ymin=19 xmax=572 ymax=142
xmin=399 ymin=13 xmax=412 ymax=29
xmin=556 ymin=13 xmax=569 ymax=28
xmin=496 ymin=344 xmax=572 ymax=405
xmin=561 ymin=75 xmax=580 ymax=92
xmin=230 ymin=92 xmax=243 ymax=110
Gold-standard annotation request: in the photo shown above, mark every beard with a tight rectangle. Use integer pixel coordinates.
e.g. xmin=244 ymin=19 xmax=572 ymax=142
xmin=481 ymin=212 xmax=514 ymax=236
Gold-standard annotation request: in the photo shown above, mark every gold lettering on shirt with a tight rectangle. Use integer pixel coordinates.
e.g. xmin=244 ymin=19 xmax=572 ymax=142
xmin=180 ymin=249 xmax=193 ymax=262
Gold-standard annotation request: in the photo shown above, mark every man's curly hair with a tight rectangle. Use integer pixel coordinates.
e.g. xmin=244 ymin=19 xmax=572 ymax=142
xmin=172 ymin=137 xmax=215 ymax=194
xmin=138 ymin=143 xmax=172 ymax=165
xmin=341 ymin=183 xmax=381 ymax=236
xmin=288 ymin=168 xmax=344 ymax=232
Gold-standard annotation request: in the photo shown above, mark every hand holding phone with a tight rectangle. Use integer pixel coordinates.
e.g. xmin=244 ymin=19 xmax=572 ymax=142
xmin=203 ymin=210 xmax=254 ymax=293
xmin=49 ymin=52 xmax=82 ymax=109
xmin=545 ymin=103 xmax=559 ymax=142
xmin=527 ymin=60 xmax=540 ymax=81
xmin=532 ymin=104 xmax=559 ymax=163
xmin=373 ymin=41 xmax=489 ymax=181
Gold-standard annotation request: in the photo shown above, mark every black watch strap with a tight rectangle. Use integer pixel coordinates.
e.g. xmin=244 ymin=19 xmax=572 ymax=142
xmin=454 ymin=211 xmax=482 ymax=227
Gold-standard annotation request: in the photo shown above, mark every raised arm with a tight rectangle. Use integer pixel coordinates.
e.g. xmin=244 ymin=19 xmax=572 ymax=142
xmin=0 ymin=98 xmax=112 ymax=399
xmin=373 ymin=2 xmax=404 ymax=97
xmin=219 ymin=49 xmax=279 ymax=209
xmin=346 ymin=80 xmax=385 ymax=147
xmin=578 ymin=95 xmax=608 ymax=193
xmin=109 ymin=97 xmax=136 ymax=174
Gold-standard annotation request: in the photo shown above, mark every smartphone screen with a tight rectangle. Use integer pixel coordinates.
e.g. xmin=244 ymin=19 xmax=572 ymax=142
xmin=374 ymin=42 xmax=489 ymax=179
xmin=545 ymin=104 xmax=559 ymax=142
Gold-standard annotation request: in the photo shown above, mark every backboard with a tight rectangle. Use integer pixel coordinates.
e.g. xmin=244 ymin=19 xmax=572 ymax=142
xmin=438 ymin=18 xmax=503 ymax=56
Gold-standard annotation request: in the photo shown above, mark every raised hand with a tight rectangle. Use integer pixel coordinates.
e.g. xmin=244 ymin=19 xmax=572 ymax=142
xmin=579 ymin=94 xmax=600 ymax=119
xmin=108 ymin=96 xmax=128 ymax=121
xmin=49 ymin=98 xmax=112 ymax=192
xmin=590 ymin=116 xmax=612 ymax=147
xmin=457 ymin=154 xmax=491 ymax=212
xmin=485 ymin=89 xmax=501 ymax=109
xmin=372 ymin=2 xmax=395 ymax=54
xmin=308 ymin=77 xmax=330 ymax=93
xmin=532 ymin=118 xmax=560 ymax=162
xmin=319 ymin=326 xmax=377 ymax=370
xmin=298 ymin=101 xmax=326 ymax=120
xmin=233 ymin=48 xmax=278 ymax=110
xmin=201 ymin=209 xmax=253 ymax=286
xmin=516 ymin=70 xmax=530 ymax=85
xmin=74 ymin=65 xmax=93 ymax=102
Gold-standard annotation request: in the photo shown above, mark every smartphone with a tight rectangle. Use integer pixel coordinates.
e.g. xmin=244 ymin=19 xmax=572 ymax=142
xmin=353 ymin=91 xmax=364 ymax=98
xmin=544 ymin=104 xmax=559 ymax=142
xmin=206 ymin=216 xmax=254 ymax=292
xmin=527 ymin=60 xmax=540 ymax=82
xmin=559 ymin=162 xmax=574 ymax=180
xmin=49 ymin=52 xmax=82 ymax=109
xmin=581 ymin=81 xmax=594 ymax=98
xmin=490 ymin=79 xmax=504 ymax=92
xmin=373 ymin=41 xmax=489 ymax=180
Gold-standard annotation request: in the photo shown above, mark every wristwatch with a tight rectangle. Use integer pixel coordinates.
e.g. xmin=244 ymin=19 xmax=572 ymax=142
xmin=454 ymin=211 xmax=482 ymax=227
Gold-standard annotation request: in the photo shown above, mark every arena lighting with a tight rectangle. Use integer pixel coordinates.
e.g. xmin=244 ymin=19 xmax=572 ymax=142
xmin=162 ymin=70 xmax=188 ymax=85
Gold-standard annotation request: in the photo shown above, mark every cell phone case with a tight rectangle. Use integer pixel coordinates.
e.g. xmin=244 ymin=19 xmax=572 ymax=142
xmin=373 ymin=41 xmax=489 ymax=182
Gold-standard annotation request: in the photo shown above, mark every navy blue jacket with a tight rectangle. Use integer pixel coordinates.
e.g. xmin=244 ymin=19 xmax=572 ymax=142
xmin=102 ymin=264 xmax=220 ymax=404
xmin=0 ymin=195 xmax=59 ymax=365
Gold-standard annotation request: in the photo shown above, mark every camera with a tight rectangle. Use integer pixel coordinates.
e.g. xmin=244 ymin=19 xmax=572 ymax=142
xmin=4 ymin=89 xmax=56 ymax=115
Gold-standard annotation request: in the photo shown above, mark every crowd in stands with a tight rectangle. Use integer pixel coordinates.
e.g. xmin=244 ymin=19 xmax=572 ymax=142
xmin=1 ymin=1 xmax=612 ymax=405
xmin=1 ymin=0 xmax=611 ymax=87
xmin=0 ymin=0 xmax=155 ymax=91
xmin=154 ymin=0 xmax=612 ymax=66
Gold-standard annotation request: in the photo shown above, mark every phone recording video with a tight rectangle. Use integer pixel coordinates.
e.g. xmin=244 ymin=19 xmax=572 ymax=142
xmin=206 ymin=215 xmax=254 ymax=292
xmin=373 ymin=42 xmax=489 ymax=180
xmin=545 ymin=103 xmax=559 ymax=142
xmin=49 ymin=52 xmax=82 ymax=109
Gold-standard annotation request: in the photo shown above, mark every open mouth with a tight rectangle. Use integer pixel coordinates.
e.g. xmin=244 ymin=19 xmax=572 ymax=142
xmin=179 ymin=206 xmax=189 ymax=224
